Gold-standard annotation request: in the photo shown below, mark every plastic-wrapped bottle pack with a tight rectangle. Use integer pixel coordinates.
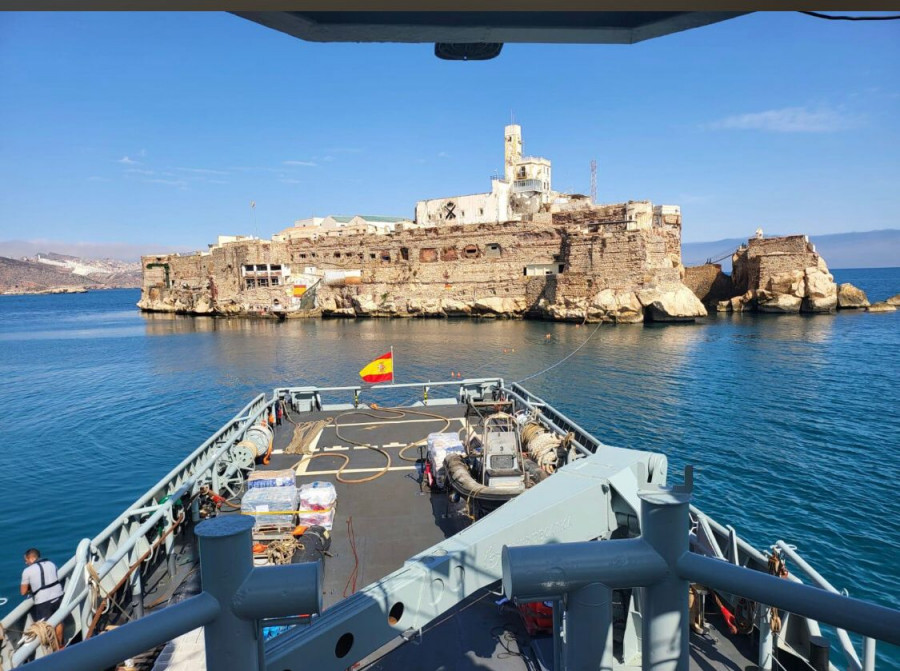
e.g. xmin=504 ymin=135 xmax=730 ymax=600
xmin=298 ymin=481 xmax=337 ymax=530
xmin=241 ymin=485 xmax=299 ymax=527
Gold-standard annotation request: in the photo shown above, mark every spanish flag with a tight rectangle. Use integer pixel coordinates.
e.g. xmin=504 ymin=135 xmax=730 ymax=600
xmin=359 ymin=350 xmax=394 ymax=383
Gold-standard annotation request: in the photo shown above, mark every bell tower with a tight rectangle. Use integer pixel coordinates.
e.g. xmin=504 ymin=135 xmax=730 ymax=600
xmin=504 ymin=124 xmax=522 ymax=182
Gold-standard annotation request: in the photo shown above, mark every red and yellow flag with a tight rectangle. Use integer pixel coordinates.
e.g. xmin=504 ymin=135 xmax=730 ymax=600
xmin=359 ymin=351 xmax=393 ymax=383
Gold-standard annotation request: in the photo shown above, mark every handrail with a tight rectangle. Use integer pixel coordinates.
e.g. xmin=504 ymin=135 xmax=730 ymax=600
xmin=18 ymin=454 xmax=900 ymax=671
xmin=6 ymin=383 xmax=897 ymax=671
xmin=277 ymin=377 xmax=503 ymax=396
xmin=2 ymin=394 xmax=272 ymax=668
xmin=776 ymin=541 xmax=864 ymax=671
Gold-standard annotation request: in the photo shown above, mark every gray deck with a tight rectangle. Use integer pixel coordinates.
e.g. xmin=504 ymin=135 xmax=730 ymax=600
xmin=228 ymin=403 xmax=758 ymax=671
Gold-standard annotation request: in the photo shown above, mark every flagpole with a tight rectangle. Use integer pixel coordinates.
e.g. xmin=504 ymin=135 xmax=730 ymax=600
xmin=391 ymin=346 xmax=395 ymax=385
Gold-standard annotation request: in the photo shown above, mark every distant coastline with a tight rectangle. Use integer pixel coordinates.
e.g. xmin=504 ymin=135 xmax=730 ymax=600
xmin=0 ymin=253 xmax=141 ymax=295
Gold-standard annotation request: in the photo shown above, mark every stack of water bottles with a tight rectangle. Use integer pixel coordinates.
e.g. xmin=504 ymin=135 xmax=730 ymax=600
xmin=241 ymin=469 xmax=299 ymax=529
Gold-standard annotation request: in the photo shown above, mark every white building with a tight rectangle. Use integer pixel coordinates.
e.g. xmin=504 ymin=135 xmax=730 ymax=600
xmin=208 ymin=235 xmax=257 ymax=250
xmin=271 ymin=214 xmax=412 ymax=242
xmin=415 ymin=124 xmax=559 ymax=227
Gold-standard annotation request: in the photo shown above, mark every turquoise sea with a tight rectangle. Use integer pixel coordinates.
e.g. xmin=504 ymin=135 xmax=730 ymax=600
xmin=1 ymin=268 xmax=898 ymax=668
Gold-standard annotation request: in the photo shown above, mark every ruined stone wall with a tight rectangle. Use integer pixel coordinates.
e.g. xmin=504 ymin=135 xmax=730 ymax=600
xmin=732 ymin=236 xmax=818 ymax=294
xmin=683 ymin=263 xmax=733 ymax=306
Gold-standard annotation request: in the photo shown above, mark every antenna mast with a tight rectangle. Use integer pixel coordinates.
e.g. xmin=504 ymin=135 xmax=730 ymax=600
xmin=590 ymin=159 xmax=597 ymax=204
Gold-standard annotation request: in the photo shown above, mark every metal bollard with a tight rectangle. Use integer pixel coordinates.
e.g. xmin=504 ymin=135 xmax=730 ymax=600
xmin=196 ymin=515 xmax=263 ymax=671
xmin=196 ymin=515 xmax=323 ymax=671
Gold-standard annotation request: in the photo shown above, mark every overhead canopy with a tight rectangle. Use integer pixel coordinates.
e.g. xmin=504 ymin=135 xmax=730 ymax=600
xmin=235 ymin=12 xmax=748 ymax=59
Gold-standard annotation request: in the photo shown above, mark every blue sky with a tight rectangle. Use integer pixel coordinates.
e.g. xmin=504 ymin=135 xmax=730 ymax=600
xmin=1 ymin=12 xmax=898 ymax=253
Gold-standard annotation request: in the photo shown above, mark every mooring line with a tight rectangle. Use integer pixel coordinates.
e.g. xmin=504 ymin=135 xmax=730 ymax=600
xmin=514 ymin=321 xmax=603 ymax=384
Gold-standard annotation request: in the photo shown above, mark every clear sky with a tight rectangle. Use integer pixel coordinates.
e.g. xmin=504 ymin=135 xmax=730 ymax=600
xmin=1 ymin=11 xmax=898 ymax=252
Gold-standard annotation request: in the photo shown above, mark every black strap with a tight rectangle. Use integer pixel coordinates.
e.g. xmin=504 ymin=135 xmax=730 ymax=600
xmin=32 ymin=559 xmax=60 ymax=595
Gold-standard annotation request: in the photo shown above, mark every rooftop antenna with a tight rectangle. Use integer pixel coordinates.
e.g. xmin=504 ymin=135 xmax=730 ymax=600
xmin=590 ymin=159 xmax=597 ymax=204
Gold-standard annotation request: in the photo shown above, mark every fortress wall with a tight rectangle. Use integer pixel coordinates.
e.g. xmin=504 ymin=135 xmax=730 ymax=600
xmin=732 ymin=235 xmax=820 ymax=293
xmin=139 ymin=204 xmax=704 ymax=321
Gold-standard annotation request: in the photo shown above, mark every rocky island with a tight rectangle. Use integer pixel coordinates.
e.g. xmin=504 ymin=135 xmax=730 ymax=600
xmin=684 ymin=234 xmax=894 ymax=315
xmin=136 ymin=124 xmax=894 ymax=323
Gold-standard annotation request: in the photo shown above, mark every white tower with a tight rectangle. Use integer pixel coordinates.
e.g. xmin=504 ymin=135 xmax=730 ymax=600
xmin=504 ymin=124 xmax=522 ymax=182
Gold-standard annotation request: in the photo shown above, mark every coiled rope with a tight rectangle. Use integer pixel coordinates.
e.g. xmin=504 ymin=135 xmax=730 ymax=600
xmin=521 ymin=423 xmax=561 ymax=473
xmin=23 ymin=621 xmax=58 ymax=654
xmin=266 ymin=538 xmax=302 ymax=565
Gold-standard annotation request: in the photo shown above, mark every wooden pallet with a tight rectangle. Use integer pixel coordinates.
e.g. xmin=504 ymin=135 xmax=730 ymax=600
xmin=252 ymin=522 xmax=296 ymax=542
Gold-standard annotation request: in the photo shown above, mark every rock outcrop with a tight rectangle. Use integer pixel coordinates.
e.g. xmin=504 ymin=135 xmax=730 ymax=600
xmin=716 ymin=290 xmax=755 ymax=313
xmin=637 ymin=285 xmax=708 ymax=322
xmin=802 ymin=262 xmax=838 ymax=312
xmin=730 ymin=237 xmax=838 ymax=314
xmin=587 ymin=289 xmax=644 ymax=324
xmin=886 ymin=293 xmax=900 ymax=306
xmin=473 ymin=296 xmax=526 ymax=316
xmin=837 ymin=283 xmax=870 ymax=309
xmin=137 ymin=288 xmax=216 ymax=314
xmin=313 ymin=282 xmax=706 ymax=323
xmin=867 ymin=302 xmax=897 ymax=313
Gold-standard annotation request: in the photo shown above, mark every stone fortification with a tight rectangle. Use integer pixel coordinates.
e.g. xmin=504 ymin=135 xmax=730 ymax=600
xmin=138 ymin=201 xmax=707 ymax=324
xmin=718 ymin=235 xmax=838 ymax=313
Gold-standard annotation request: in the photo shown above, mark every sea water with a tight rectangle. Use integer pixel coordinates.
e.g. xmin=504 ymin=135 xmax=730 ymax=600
xmin=0 ymin=268 xmax=897 ymax=668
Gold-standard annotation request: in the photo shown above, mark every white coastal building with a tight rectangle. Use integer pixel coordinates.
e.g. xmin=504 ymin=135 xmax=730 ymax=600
xmin=415 ymin=124 xmax=560 ymax=227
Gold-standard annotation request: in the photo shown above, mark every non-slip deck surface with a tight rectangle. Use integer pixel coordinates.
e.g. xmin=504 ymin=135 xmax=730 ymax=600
xmin=261 ymin=404 xmax=471 ymax=607
xmin=246 ymin=403 xmax=756 ymax=671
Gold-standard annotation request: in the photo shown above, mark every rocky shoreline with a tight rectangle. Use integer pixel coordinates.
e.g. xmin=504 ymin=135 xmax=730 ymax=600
xmin=1 ymin=286 xmax=89 ymax=296
xmin=138 ymin=282 xmax=709 ymax=323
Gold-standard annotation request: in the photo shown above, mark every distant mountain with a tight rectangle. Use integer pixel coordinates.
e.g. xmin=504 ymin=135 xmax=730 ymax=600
xmin=0 ymin=256 xmax=100 ymax=294
xmin=0 ymin=250 xmax=143 ymax=294
xmin=683 ymin=229 xmax=900 ymax=271
xmin=0 ymin=239 xmax=190 ymax=262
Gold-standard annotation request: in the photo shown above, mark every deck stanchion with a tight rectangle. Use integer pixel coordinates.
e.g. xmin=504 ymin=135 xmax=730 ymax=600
xmin=563 ymin=582 xmax=614 ymax=671
xmin=552 ymin=598 xmax=563 ymax=671
xmin=196 ymin=515 xmax=262 ymax=671
xmin=638 ymin=487 xmax=692 ymax=671
xmin=862 ymin=637 xmax=876 ymax=671
xmin=130 ymin=567 xmax=145 ymax=620
xmin=758 ymin=603 xmax=773 ymax=671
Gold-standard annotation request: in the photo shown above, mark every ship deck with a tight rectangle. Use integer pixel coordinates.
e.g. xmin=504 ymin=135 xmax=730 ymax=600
xmin=232 ymin=402 xmax=760 ymax=671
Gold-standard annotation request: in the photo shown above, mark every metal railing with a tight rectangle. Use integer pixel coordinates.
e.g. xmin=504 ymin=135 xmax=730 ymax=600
xmin=1 ymin=393 xmax=274 ymax=668
xmin=16 ymin=463 xmax=900 ymax=671
xmin=7 ymin=384 xmax=900 ymax=671
xmin=503 ymin=473 xmax=900 ymax=671
xmin=776 ymin=541 xmax=876 ymax=671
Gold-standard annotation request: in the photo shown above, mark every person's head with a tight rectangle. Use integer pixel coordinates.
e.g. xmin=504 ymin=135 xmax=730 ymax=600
xmin=24 ymin=548 xmax=40 ymax=565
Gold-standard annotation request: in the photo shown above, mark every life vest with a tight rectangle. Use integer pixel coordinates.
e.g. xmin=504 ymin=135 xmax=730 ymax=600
xmin=32 ymin=559 xmax=61 ymax=598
